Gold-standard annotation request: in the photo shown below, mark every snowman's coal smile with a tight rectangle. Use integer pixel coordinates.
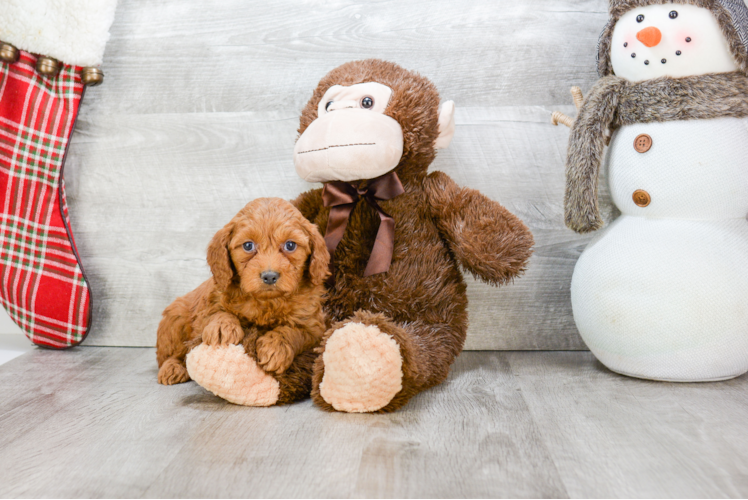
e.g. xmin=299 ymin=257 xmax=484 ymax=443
xmin=627 ymin=46 xmax=688 ymax=66
xmin=623 ymin=27 xmax=693 ymax=67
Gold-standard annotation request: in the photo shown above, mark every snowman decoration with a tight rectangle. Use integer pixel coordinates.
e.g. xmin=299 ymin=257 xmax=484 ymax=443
xmin=556 ymin=0 xmax=748 ymax=381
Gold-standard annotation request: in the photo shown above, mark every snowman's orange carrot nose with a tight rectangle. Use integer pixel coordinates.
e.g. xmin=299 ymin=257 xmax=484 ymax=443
xmin=637 ymin=26 xmax=662 ymax=47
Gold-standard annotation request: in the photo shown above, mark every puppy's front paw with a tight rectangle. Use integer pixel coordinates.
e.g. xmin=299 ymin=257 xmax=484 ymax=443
xmin=202 ymin=314 xmax=244 ymax=346
xmin=256 ymin=332 xmax=295 ymax=374
xmin=158 ymin=358 xmax=190 ymax=385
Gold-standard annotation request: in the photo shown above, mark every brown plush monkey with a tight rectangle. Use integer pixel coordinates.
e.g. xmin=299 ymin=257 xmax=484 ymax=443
xmin=292 ymin=59 xmax=534 ymax=413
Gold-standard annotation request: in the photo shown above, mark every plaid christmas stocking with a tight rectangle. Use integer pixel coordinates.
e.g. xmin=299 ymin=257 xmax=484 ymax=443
xmin=0 ymin=0 xmax=118 ymax=348
xmin=0 ymin=52 xmax=91 ymax=348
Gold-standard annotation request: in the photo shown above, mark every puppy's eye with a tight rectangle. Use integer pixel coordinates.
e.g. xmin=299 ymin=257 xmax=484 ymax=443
xmin=325 ymin=101 xmax=334 ymax=112
xmin=284 ymin=241 xmax=297 ymax=252
xmin=669 ymin=10 xmax=678 ymax=19
xmin=242 ymin=241 xmax=255 ymax=252
xmin=636 ymin=14 xmax=644 ymax=22
xmin=361 ymin=96 xmax=374 ymax=109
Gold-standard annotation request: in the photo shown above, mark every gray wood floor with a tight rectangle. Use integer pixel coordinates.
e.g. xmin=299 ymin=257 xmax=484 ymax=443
xmin=1 ymin=348 xmax=747 ymax=498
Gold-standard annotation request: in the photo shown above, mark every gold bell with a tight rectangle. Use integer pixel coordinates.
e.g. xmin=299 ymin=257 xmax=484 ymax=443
xmin=0 ymin=42 xmax=19 ymax=63
xmin=36 ymin=56 xmax=60 ymax=77
xmin=80 ymin=67 xmax=104 ymax=86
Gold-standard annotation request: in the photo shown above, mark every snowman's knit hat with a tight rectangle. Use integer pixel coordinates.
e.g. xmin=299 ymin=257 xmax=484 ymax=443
xmin=597 ymin=0 xmax=748 ymax=76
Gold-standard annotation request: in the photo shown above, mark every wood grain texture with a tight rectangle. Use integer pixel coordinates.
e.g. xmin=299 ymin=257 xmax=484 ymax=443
xmin=94 ymin=0 xmax=607 ymax=115
xmin=2 ymin=348 xmax=747 ymax=498
xmin=65 ymin=0 xmax=614 ymax=348
xmin=508 ymin=352 xmax=748 ymax=498
xmin=145 ymin=351 xmax=568 ymax=498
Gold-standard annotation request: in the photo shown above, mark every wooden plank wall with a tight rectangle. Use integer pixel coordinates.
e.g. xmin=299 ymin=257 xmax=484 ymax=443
xmin=68 ymin=0 xmax=615 ymax=348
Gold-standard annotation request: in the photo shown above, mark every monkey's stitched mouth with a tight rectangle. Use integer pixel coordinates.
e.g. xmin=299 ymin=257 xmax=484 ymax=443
xmin=297 ymin=143 xmax=375 ymax=155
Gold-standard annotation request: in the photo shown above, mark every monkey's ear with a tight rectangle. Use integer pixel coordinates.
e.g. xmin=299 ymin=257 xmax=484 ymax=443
xmin=207 ymin=222 xmax=235 ymax=291
xmin=434 ymin=100 xmax=456 ymax=149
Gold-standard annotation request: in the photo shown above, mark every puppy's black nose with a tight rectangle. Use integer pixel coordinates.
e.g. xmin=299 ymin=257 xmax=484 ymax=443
xmin=261 ymin=271 xmax=280 ymax=285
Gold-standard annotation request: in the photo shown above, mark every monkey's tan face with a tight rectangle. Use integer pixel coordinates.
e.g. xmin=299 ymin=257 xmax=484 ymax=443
xmin=294 ymin=82 xmax=404 ymax=183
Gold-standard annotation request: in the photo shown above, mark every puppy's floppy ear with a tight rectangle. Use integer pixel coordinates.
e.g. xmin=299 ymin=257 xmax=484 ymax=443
xmin=207 ymin=221 xmax=235 ymax=291
xmin=302 ymin=218 xmax=330 ymax=286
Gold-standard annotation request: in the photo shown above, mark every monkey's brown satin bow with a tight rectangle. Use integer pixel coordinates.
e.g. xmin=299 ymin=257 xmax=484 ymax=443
xmin=322 ymin=171 xmax=405 ymax=278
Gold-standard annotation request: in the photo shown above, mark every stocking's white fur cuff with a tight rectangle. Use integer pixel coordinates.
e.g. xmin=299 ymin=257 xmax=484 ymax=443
xmin=0 ymin=0 xmax=118 ymax=67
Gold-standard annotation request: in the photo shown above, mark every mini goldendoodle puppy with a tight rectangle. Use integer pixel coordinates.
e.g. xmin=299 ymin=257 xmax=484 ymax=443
xmin=156 ymin=198 xmax=329 ymax=400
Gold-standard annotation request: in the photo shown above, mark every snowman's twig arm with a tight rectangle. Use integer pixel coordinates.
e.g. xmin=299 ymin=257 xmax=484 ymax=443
xmin=551 ymin=111 xmax=575 ymax=128
xmin=571 ymin=87 xmax=584 ymax=110
xmin=551 ymin=87 xmax=585 ymax=128
xmin=564 ymin=76 xmax=626 ymax=233
xmin=424 ymin=171 xmax=534 ymax=286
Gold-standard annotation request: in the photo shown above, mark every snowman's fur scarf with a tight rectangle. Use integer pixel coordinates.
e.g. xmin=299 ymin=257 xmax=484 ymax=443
xmin=565 ymin=71 xmax=748 ymax=233
xmin=598 ymin=0 xmax=748 ymax=77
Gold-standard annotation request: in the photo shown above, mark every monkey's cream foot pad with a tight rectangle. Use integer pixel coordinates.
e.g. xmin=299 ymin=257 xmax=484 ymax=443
xmin=186 ymin=344 xmax=280 ymax=406
xmin=319 ymin=322 xmax=403 ymax=413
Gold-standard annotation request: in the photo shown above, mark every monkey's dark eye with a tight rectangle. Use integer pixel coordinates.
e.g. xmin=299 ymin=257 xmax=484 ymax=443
xmin=636 ymin=14 xmax=644 ymax=22
xmin=325 ymin=101 xmax=333 ymax=112
xmin=361 ymin=96 xmax=374 ymax=109
xmin=669 ymin=10 xmax=678 ymax=19
xmin=242 ymin=241 xmax=255 ymax=252
xmin=284 ymin=241 xmax=297 ymax=252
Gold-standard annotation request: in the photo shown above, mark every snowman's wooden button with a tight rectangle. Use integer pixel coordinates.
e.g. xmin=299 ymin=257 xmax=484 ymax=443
xmin=633 ymin=189 xmax=651 ymax=207
xmin=634 ymin=134 xmax=652 ymax=153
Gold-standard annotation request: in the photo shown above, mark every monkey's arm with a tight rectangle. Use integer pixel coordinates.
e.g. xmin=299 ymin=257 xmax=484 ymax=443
xmin=291 ymin=187 xmax=324 ymax=223
xmin=424 ymin=171 xmax=534 ymax=286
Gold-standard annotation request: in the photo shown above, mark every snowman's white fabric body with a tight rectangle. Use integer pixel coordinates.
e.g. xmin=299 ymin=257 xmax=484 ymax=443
xmin=572 ymin=116 xmax=748 ymax=381
xmin=567 ymin=0 xmax=748 ymax=381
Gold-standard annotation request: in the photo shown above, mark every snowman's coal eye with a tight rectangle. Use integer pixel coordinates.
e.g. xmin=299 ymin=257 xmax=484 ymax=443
xmin=669 ymin=11 xmax=678 ymax=19
xmin=361 ymin=96 xmax=374 ymax=109
xmin=636 ymin=14 xmax=644 ymax=23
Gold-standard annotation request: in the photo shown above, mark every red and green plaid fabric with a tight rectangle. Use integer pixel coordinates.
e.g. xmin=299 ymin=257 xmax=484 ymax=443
xmin=0 ymin=51 xmax=91 ymax=348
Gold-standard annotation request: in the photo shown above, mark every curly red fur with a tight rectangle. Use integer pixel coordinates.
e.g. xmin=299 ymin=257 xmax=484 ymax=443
xmin=156 ymin=198 xmax=329 ymax=403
